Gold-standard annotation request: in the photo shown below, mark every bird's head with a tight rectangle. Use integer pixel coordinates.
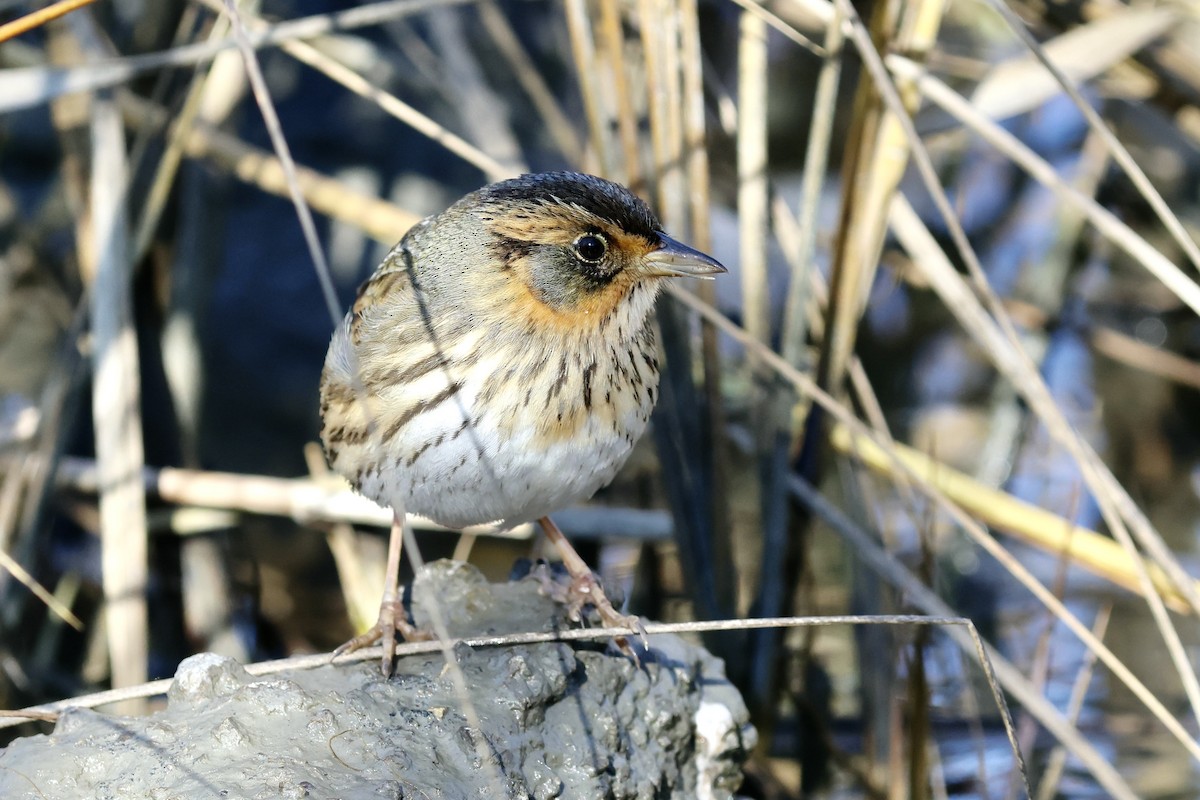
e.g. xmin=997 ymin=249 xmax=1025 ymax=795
xmin=459 ymin=172 xmax=725 ymax=327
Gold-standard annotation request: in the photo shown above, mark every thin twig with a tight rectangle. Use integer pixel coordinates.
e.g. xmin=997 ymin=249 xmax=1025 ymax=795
xmin=827 ymin=0 xmax=1200 ymax=724
xmin=724 ymin=0 xmax=825 ymax=57
xmin=980 ymin=0 xmax=1200 ymax=275
xmin=31 ymin=455 xmax=672 ymax=541
xmin=129 ymin=14 xmax=232 ymax=264
xmin=2 ymin=304 xmax=89 ymax=633
xmin=786 ymin=475 xmax=1127 ymax=800
xmin=217 ymin=0 xmax=342 ymax=328
xmin=1 ymin=614 xmax=1008 ymax=722
xmin=0 ymin=547 xmax=83 ymax=630
xmin=970 ymin=6 xmax=1176 ymax=121
xmin=0 ymin=0 xmax=98 ymax=44
xmin=118 ymin=92 xmax=420 ymax=246
xmin=191 ymin=0 xmax=513 ymax=181
xmin=477 ymin=0 xmax=581 ymax=162
xmin=827 ymin=423 xmax=1197 ymax=612
xmin=1034 ymin=604 xmax=1113 ymax=800
xmin=888 ymin=55 xmax=1200 ymax=318
xmin=0 ymin=0 xmax=490 ymax=112
xmin=887 ymin=196 xmax=1200 ymax=728
xmin=1089 ymin=325 xmax=1200 ymax=391
xmin=780 ymin=2 xmax=842 ymax=368
xmin=664 ymin=281 xmax=1200 ymax=767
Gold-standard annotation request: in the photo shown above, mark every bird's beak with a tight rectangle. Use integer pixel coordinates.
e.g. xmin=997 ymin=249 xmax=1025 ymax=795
xmin=643 ymin=234 xmax=728 ymax=279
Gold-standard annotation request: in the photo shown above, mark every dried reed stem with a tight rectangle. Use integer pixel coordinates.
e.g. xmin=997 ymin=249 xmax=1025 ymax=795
xmin=737 ymin=11 xmax=770 ymax=348
xmin=678 ymin=0 xmax=710 ymax=247
xmin=39 ymin=455 xmax=670 ymax=541
xmin=564 ymin=0 xmax=610 ymax=176
xmin=818 ymin=0 xmax=944 ymax=393
xmin=477 ymin=0 xmax=581 ymax=162
xmin=89 ymin=93 xmax=149 ymax=698
xmin=978 ymin=0 xmax=1200 ymax=274
xmin=780 ymin=3 xmax=843 ymax=368
xmin=885 ymin=198 xmax=1200 ymax=748
xmin=598 ymin=0 xmax=639 ymax=187
xmin=888 ymin=55 xmax=1200 ymax=317
xmin=828 ymin=423 xmax=1196 ymax=612
xmin=1033 ymin=604 xmax=1112 ymax=800
xmin=637 ymin=0 xmax=670 ymax=208
xmin=680 ymin=0 xmax=736 ymax=625
xmin=832 ymin=0 xmax=1200 ymax=724
xmin=0 ymin=0 xmax=487 ymax=112
xmin=657 ymin=0 xmax=686 ymax=228
xmin=666 ymin=280 xmax=1200 ymax=768
xmin=0 ymin=0 xmax=99 ymax=44
xmin=119 ymin=93 xmax=419 ymax=246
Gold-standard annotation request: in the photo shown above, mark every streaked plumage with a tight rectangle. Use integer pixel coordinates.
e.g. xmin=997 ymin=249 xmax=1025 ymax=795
xmin=318 ymin=172 xmax=725 ymax=668
xmin=321 ymin=172 xmax=722 ymax=528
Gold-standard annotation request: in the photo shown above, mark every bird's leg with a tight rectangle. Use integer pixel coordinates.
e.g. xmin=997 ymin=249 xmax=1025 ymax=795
xmin=536 ymin=516 xmax=646 ymax=650
xmin=334 ymin=512 xmax=431 ymax=675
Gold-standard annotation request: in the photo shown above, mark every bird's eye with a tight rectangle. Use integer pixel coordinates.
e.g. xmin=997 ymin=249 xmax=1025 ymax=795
xmin=573 ymin=233 xmax=608 ymax=264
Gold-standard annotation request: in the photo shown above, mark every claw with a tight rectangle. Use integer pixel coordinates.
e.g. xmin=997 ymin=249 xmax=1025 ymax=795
xmin=333 ymin=595 xmax=433 ymax=675
xmin=530 ymin=560 xmax=644 ymax=659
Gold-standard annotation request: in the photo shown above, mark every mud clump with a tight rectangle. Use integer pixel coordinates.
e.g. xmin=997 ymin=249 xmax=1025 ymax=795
xmin=0 ymin=560 xmax=755 ymax=799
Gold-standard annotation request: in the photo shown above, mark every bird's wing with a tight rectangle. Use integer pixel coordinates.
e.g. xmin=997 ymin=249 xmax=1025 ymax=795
xmin=346 ymin=240 xmax=435 ymax=347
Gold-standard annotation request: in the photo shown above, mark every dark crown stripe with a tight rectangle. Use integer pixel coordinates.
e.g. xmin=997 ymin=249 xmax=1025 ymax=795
xmin=478 ymin=172 xmax=661 ymax=241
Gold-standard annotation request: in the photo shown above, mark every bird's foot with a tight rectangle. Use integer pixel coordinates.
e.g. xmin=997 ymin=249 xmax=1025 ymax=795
xmin=334 ymin=594 xmax=434 ymax=676
xmin=531 ymin=563 xmax=648 ymax=657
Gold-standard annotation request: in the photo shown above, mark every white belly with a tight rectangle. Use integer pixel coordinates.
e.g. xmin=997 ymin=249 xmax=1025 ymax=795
xmin=355 ymin=377 xmax=653 ymax=529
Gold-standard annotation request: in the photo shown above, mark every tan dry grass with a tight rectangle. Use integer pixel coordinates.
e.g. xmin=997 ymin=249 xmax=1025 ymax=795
xmin=2 ymin=0 xmax=1199 ymax=796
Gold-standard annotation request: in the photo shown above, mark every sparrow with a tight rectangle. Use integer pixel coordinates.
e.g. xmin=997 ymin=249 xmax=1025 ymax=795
xmin=319 ymin=171 xmax=726 ymax=673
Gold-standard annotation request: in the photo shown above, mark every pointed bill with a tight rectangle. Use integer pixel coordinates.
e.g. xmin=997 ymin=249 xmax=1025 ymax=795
xmin=643 ymin=234 xmax=728 ymax=279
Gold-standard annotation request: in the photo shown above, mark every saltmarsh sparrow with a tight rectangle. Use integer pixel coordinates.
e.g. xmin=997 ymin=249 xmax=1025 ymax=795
xmin=319 ymin=172 xmax=725 ymax=671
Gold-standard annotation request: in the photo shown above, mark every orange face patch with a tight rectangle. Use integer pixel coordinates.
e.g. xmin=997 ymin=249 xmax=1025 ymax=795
xmin=500 ymin=269 xmax=639 ymax=334
xmin=481 ymin=201 xmax=662 ymax=332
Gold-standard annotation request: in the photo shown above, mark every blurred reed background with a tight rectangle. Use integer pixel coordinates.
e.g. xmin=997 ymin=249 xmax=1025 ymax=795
xmin=2 ymin=0 xmax=1200 ymax=796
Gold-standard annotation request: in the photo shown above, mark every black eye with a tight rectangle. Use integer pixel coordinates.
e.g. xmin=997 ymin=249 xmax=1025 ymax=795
xmin=573 ymin=233 xmax=608 ymax=264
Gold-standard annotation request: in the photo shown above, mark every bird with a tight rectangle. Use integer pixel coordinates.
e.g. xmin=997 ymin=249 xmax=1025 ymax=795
xmin=319 ymin=171 xmax=726 ymax=673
